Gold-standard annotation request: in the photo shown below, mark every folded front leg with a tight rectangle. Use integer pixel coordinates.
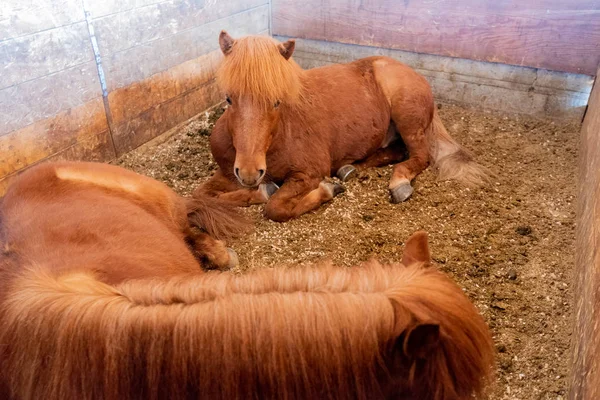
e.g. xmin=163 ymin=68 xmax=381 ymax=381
xmin=264 ymin=174 xmax=345 ymax=222
xmin=187 ymin=230 xmax=239 ymax=270
xmin=194 ymin=169 xmax=278 ymax=207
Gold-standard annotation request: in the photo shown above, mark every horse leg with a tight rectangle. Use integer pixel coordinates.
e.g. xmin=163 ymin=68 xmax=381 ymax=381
xmin=264 ymin=175 xmax=345 ymax=222
xmin=336 ymin=132 xmax=407 ymax=181
xmin=194 ymin=169 xmax=278 ymax=207
xmin=387 ymin=124 xmax=430 ymax=203
xmin=186 ymin=229 xmax=239 ymax=269
xmin=359 ymin=140 xmax=407 ymax=168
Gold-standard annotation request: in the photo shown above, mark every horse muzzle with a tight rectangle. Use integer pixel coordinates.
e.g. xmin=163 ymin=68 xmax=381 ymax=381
xmin=234 ymin=166 xmax=266 ymax=188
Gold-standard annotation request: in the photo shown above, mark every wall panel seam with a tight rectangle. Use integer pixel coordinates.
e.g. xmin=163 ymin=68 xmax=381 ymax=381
xmin=81 ymin=0 xmax=117 ymax=158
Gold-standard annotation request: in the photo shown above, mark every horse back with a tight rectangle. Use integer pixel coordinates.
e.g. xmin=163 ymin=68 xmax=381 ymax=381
xmin=0 ymin=162 xmax=201 ymax=286
xmin=309 ymin=55 xmax=431 ymax=102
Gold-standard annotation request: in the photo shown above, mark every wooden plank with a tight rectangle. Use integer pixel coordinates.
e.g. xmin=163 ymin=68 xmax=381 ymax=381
xmin=108 ymin=50 xmax=221 ymax=126
xmin=272 ymin=0 xmax=600 ymax=75
xmin=0 ymin=97 xmax=113 ymax=177
xmin=0 ymin=129 xmax=114 ymax=196
xmin=289 ymin=37 xmax=592 ymax=120
xmin=571 ymin=69 xmax=600 ymax=399
xmin=102 ymin=5 xmax=269 ymax=91
xmin=0 ymin=0 xmax=85 ymax=41
xmin=0 ymin=22 xmax=93 ymax=90
xmin=282 ymin=35 xmax=594 ymax=93
xmin=86 ymin=0 xmax=171 ymax=19
xmin=0 ymin=60 xmax=103 ymax=136
xmin=112 ymin=79 xmax=221 ymax=155
xmin=0 ymin=0 xmax=271 ymax=196
xmin=92 ymin=0 xmax=267 ymax=55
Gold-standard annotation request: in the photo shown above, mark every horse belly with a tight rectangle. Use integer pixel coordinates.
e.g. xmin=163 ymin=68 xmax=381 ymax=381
xmin=308 ymin=64 xmax=391 ymax=169
xmin=330 ymin=111 xmax=390 ymax=169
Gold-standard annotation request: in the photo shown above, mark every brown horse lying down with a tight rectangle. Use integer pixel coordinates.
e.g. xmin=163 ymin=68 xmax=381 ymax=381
xmin=0 ymin=205 xmax=495 ymax=400
xmin=0 ymin=161 xmax=247 ymax=284
xmin=196 ymin=32 xmax=489 ymax=222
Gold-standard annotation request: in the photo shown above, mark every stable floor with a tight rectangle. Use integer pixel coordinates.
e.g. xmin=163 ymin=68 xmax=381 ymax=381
xmin=116 ymin=103 xmax=579 ymax=400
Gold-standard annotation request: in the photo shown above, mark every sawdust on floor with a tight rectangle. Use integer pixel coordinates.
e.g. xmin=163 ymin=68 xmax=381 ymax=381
xmin=116 ymin=103 xmax=579 ymax=400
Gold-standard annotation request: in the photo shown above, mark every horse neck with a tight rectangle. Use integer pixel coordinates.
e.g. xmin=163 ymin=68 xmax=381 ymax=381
xmin=275 ymin=101 xmax=312 ymax=140
xmin=277 ymin=74 xmax=320 ymax=126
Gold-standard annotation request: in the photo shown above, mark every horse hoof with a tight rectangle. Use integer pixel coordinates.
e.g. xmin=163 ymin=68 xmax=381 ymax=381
xmin=321 ymin=181 xmax=346 ymax=198
xmin=259 ymin=182 xmax=279 ymax=200
xmin=336 ymin=165 xmax=357 ymax=182
xmin=390 ymin=182 xmax=413 ymax=203
xmin=332 ymin=182 xmax=346 ymax=197
xmin=226 ymin=248 xmax=239 ymax=269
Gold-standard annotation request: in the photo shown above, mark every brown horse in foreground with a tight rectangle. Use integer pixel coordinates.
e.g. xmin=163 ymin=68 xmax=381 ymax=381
xmin=0 ymin=217 xmax=495 ymax=399
xmin=196 ymin=32 xmax=489 ymax=222
xmin=0 ymin=161 xmax=246 ymax=284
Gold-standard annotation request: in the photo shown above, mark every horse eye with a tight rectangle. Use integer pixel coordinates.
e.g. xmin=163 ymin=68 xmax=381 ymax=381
xmin=226 ymin=96 xmax=232 ymax=105
xmin=274 ymin=100 xmax=281 ymax=108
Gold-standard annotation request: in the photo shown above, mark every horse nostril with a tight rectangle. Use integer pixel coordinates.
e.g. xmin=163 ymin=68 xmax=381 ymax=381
xmin=234 ymin=167 xmax=240 ymax=179
xmin=258 ymin=169 xmax=265 ymax=179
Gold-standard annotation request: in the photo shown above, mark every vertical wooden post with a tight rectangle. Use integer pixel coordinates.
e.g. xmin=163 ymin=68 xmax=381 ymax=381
xmin=571 ymin=66 xmax=600 ymax=399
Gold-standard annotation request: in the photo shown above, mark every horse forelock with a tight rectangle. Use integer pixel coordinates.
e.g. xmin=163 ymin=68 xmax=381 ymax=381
xmin=216 ymin=36 xmax=304 ymax=106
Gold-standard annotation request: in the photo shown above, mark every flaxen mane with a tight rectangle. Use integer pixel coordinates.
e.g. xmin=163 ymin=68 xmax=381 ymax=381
xmin=0 ymin=261 xmax=494 ymax=400
xmin=217 ymin=36 xmax=304 ymax=106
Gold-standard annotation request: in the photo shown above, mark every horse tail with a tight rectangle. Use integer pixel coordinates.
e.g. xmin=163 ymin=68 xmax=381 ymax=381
xmin=184 ymin=192 xmax=252 ymax=240
xmin=427 ymin=109 xmax=491 ymax=187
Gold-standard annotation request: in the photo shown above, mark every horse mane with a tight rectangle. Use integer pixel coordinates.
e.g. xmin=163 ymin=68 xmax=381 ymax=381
xmin=216 ymin=35 xmax=304 ymax=106
xmin=0 ymin=261 xmax=494 ymax=400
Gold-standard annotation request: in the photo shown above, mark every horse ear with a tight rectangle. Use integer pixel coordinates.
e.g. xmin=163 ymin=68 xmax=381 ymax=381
xmin=278 ymin=39 xmax=295 ymax=60
xmin=402 ymin=323 xmax=440 ymax=359
xmin=402 ymin=231 xmax=431 ymax=267
xmin=219 ymin=30 xmax=235 ymax=55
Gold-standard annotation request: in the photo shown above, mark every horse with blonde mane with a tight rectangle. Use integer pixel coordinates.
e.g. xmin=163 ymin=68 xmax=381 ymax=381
xmin=195 ymin=32 xmax=489 ymax=222
xmin=0 ymin=209 xmax=494 ymax=400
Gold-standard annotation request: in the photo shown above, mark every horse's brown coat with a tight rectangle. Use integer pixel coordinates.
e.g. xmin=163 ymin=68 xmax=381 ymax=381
xmin=196 ymin=33 xmax=488 ymax=222
xmin=0 ymin=161 xmax=244 ymax=287
xmin=0 ymin=246 xmax=494 ymax=400
xmin=0 ymin=162 xmax=494 ymax=399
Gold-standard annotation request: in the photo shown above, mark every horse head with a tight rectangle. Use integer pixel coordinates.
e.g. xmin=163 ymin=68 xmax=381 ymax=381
xmin=217 ymin=31 xmax=300 ymax=187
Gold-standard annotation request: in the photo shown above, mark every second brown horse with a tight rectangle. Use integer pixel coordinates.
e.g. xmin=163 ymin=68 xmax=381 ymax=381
xmin=196 ymin=32 xmax=488 ymax=222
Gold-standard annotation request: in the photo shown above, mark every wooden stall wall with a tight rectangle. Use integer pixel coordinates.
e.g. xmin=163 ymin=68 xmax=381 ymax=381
xmin=0 ymin=0 xmax=112 ymax=194
xmin=571 ymin=67 xmax=600 ymax=400
xmin=273 ymin=1 xmax=598 ymax=119
xmin=93 ymin=0 xmax=269 ymax=155
xmin=272 ymin=0 xmax=600 ymax=75
xmin=0 ymin=0 xmax=269 ymax=194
